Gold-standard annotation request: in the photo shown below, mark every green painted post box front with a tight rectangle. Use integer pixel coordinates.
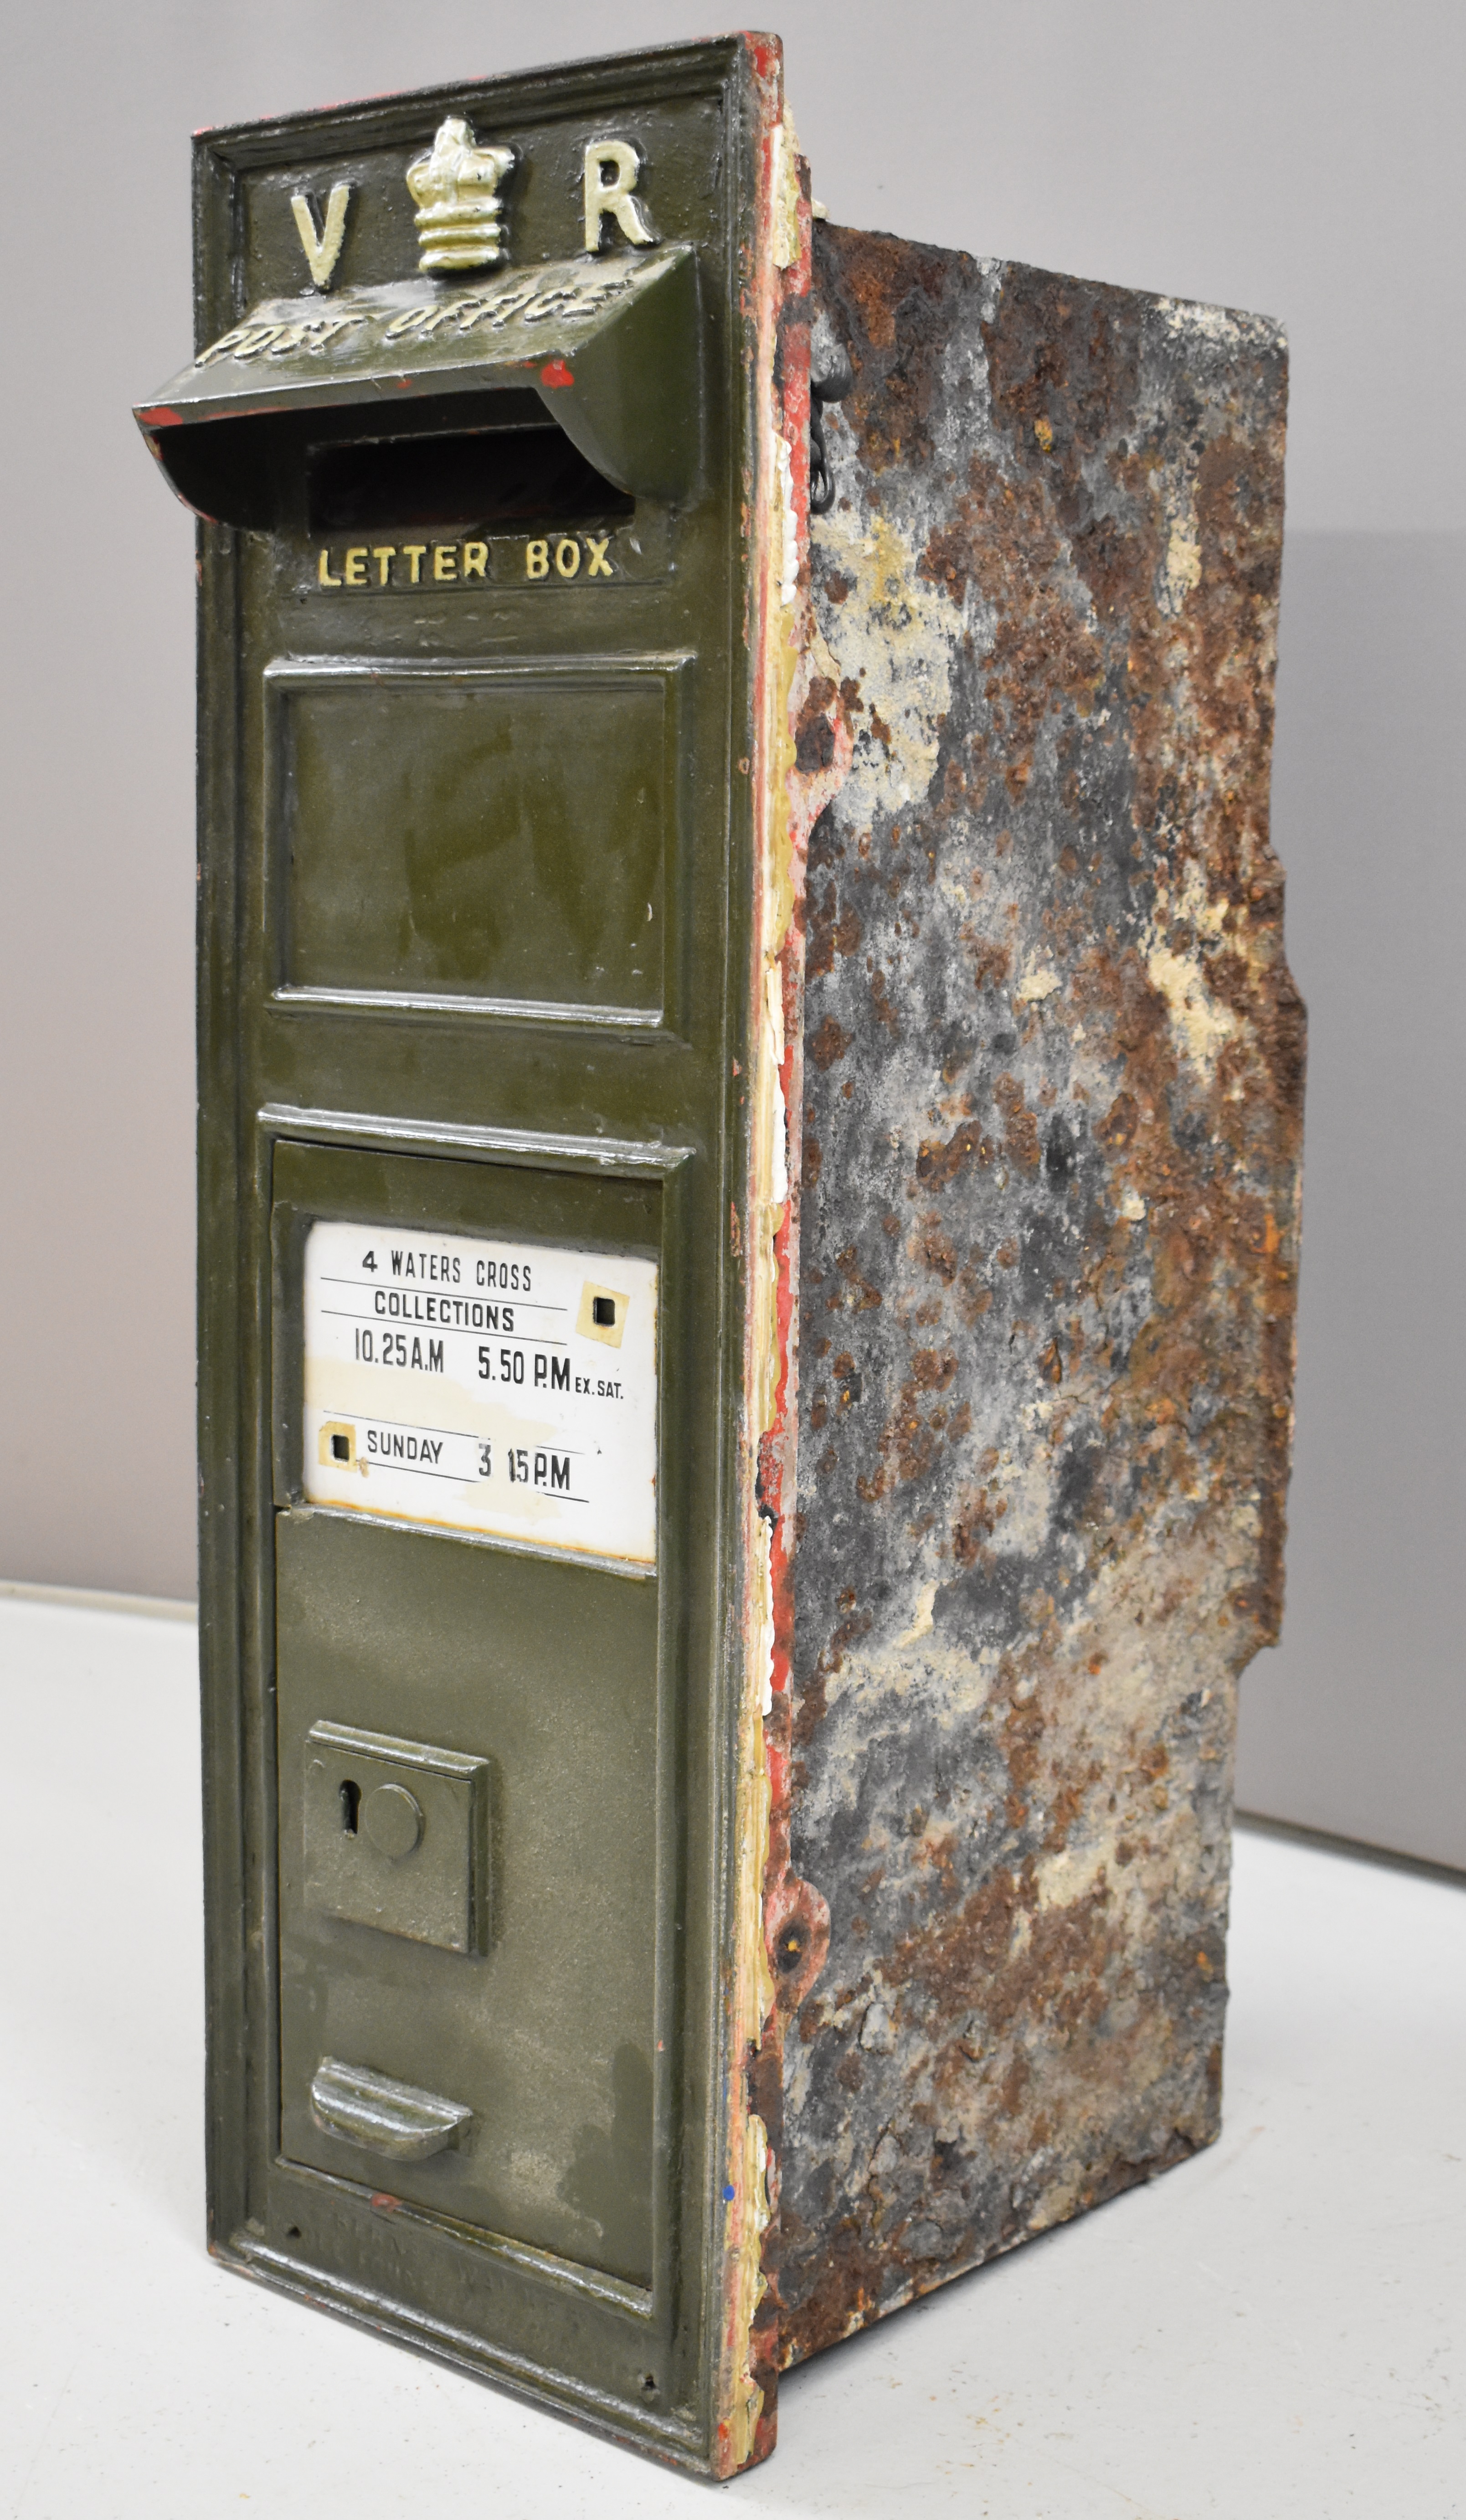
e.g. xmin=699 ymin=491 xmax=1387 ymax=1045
xmin=137 ymin=36 xmax=817 ymax=2474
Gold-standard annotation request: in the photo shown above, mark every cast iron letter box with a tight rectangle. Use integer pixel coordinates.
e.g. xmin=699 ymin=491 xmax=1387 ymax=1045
xmin=137 ymin=32 xmax=1301 ymax=2477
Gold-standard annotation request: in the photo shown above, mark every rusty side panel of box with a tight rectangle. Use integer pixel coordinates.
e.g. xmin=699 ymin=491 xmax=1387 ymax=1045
xmin=779 ymin=228 xmax=1303 ymax=2363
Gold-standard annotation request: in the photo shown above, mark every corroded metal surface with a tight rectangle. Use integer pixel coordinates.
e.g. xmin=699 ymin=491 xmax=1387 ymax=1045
xmin=780 ymin=228 xmax=1302 ymax=2362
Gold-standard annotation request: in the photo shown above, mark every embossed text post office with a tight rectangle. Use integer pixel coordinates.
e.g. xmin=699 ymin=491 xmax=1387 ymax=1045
xmin=135 ymin=32 xmax=1302 ymax=2478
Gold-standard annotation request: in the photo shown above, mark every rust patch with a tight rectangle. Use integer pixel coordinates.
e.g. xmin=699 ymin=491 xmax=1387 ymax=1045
xmin=808 ymin=1013 xmax=852 ymax=1070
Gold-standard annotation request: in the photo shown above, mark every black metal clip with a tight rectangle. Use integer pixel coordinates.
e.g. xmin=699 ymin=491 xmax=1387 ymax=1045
xmin=809 ymin=348 xmax=854 ymax=517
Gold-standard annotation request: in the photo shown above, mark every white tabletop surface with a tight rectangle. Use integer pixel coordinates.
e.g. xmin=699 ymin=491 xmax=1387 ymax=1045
xmin=1 ymin=1596 xmax=1460 ymax=2519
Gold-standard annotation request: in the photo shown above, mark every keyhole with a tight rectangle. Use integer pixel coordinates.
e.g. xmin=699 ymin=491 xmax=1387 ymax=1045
xmin=339 ymin=1778 xmax=361 ymax=1834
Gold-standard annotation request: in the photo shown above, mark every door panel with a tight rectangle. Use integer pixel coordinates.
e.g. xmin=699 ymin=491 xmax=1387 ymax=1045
xmin=276 ymin=1502 xmax=659 ymax=2283
xmin=271 ymin=1139 xmax=668 ymax=2287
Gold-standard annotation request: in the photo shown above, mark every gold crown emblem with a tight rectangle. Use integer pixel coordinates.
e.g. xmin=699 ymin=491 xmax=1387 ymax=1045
xmin=406 ymin=117 xmax=516 ymax=273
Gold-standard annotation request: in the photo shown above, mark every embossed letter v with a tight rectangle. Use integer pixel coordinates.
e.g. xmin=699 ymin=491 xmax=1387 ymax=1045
xmin=290 ymin=185 xmax=351 ymax=290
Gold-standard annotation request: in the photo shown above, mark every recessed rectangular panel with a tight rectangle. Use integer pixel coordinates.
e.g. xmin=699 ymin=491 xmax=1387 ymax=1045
xmin=271 ymin=663 xmax=678 ymax=1018
xmin=302 ymin=1217 xmax=658 ymax=1566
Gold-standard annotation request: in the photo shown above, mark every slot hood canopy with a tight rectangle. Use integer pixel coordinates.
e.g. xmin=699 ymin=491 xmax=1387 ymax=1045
xmin=135 ymin=244 xmax=699 ymax=526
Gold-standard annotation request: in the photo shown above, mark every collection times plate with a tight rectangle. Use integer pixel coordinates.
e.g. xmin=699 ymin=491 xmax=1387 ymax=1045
xmin=301 ymin=1220 xmax=658 ymax=1567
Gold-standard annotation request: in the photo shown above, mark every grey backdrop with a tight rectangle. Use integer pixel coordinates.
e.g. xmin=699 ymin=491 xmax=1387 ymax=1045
xmin=2 ymin=1 xmax=1461 ymax=1866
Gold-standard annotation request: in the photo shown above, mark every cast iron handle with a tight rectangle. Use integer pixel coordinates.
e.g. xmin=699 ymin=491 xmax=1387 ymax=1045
xmin=309 ymin=2056 xmax=473 ymax=2160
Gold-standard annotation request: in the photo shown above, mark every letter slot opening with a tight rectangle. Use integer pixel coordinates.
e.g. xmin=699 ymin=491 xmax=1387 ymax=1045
xmin=308 ymin=416 xmax=635 ymax=536
xmin=142 ymin=389 xmax=638 ymax=538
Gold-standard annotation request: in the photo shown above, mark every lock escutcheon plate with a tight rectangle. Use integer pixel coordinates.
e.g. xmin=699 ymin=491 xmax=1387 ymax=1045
xmin=303 ymin=1720 xmax=490 ymax=1953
